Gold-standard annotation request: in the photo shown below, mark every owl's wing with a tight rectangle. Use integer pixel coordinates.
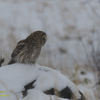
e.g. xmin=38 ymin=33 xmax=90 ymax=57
xmin=11 ymin=39 xmax=26 ymax=58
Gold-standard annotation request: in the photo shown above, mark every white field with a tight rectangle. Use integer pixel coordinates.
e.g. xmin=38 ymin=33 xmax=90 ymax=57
xmin=0 ymin=0 xmax=100 ymax=100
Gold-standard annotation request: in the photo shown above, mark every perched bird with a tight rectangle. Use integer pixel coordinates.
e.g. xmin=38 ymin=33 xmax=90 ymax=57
xmin=8 ymin=31 xmax=47 ymax=65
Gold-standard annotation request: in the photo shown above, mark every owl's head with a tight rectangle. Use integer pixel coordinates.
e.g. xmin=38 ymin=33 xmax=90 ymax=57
xmin=26 ymin=31 xmax=47 ymax=46
xmin=41 ymin=31 xmax=47 ymax=45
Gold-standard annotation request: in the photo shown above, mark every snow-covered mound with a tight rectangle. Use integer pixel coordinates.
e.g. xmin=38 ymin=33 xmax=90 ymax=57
xmin=0 ymin=63 xmax=86 ymax=100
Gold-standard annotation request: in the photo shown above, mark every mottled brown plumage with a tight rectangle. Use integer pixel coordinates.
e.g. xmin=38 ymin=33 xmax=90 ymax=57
xmin=8 ymin=31 xmax=47 ymax=64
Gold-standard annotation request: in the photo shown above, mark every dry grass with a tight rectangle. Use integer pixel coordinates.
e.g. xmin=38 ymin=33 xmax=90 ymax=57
xmin=0 ymin=0 xmax=100 ymax=99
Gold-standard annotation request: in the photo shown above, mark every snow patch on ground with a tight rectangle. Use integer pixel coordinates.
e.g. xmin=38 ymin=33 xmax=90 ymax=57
xmin=0 ymin=0 xmax=99 ymax=100
xmin=0 ymin=63 xmax=81 ymax=100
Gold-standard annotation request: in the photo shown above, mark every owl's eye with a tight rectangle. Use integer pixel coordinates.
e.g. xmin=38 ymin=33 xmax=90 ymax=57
xmin=43 ymin=38 xmax=46 ymax=42
xmin=42 ymin=38 xmax=46 ymax=45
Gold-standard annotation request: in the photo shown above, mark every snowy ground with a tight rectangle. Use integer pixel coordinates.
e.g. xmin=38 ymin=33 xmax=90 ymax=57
xmin=0 ymin=0 xmax=100 ymax=100
xmin=0 ymin=63 xmax=82 ymax=100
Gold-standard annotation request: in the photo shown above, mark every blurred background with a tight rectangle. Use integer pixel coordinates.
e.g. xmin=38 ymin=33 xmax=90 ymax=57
xmin=0 ymin=0 xmax=100 ymax=99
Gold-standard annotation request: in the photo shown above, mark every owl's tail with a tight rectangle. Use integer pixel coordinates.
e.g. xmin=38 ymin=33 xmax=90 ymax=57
xmin=8 ymin=59 xmax=16 ymax=65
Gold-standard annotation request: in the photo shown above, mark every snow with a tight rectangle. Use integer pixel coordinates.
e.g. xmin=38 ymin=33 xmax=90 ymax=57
xmin=23 ymin=89 xmax=70 ymax=100
xmin=23 ymin=89 xmax=69 ymax=100
xmin=78 ymin=85 xmax=96 ymax=100
xmin=79 ymin=71 xmax=95 ymax=87
xmin=0 ymin=63 xmax=81 ymax=100
xmin=0 ymin=0 xmax=99 ymax=100
xmin=0 ymin=0 xmax=100 ymax=68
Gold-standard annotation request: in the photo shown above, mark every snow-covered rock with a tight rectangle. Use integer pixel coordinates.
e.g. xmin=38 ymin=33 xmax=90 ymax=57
xmin=0 ymin=63 xmax=86 ymax=100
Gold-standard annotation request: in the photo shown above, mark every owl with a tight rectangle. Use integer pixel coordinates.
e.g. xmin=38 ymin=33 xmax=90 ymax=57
xmin=8 ymin=31 xmax=47 ymax=65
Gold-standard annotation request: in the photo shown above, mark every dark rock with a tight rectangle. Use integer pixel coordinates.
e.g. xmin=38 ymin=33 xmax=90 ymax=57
xmin=22 ymin=80 xmax=36 ymax=97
